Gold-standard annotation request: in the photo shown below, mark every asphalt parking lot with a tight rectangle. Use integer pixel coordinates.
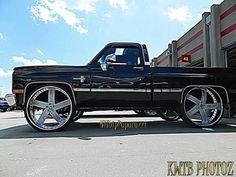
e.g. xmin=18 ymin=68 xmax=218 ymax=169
xmin=0 ymin=111 xmax=236 ymax=177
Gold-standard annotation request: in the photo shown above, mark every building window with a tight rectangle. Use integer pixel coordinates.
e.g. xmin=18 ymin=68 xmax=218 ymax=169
xmin=190 ymin=58 xmax=204 ymax=67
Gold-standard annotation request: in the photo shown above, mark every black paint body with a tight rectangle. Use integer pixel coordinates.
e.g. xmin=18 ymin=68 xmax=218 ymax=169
xmin=12 ymin=43 xmax=236 ymax=114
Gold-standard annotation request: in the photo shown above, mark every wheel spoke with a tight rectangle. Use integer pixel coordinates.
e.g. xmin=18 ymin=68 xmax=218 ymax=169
xmin=186 ymin=105 xmax=199 ymax=117
xmin=49 ymin=110 xmax=65 ymax=124
xmin=48 ymin=89 xmax=55 ymax=104
xmin=54 ymin=99 xmax=71 ymax=110
xmin=31 ymin=100 xmax=48 ymax=109
xmin=186 ymin=94 xmax=200 ymax=105
xmin=201 ymin=88 xmax=207 ymax=104
xmin=36 ymin=109 xmax=49 ymax=126
xmin=199 ymin=108 xmax=208 ymax=124
xmin=204 ymin=103 xmax=221 ymax=110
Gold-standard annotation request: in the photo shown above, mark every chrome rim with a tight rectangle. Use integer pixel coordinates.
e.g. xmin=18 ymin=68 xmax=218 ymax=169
xmin=26 ymin=86 xmax=73 ymax=131
xmin=183 ymin=87 xmax=223 ymax=126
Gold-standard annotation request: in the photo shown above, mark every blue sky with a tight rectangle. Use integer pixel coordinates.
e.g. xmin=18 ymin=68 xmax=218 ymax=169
xmin=0 ymin=0 xmax=223 ymax=96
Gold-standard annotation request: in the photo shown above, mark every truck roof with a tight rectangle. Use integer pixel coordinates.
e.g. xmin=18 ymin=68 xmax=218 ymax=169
xmin=106 ymin=42 xmax=143 ymax=47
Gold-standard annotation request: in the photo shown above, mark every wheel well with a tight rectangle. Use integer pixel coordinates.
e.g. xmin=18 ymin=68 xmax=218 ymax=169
xmin=24 ymin=82 xmax=76 ymax=105
xmin=181 ymin=85 xmax=229 ymax=108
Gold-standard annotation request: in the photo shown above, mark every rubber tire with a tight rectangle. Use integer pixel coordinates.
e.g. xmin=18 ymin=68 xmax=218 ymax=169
xmin=24 ymin=85 xmax=76 ymax=132
xmin=72 ymin=111 xmax=84 ymax=122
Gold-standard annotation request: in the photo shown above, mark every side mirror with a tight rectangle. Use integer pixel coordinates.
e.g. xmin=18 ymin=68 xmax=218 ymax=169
xmin=100 ymin=63 xmax=108 ymax=71
xmin=105 ymin=53 xmax=116 ymax=63
xmin=100 ymin=54 xmax=116 ymax=71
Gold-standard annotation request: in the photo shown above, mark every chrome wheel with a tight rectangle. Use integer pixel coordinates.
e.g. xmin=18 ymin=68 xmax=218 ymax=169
xmin=25 ymin=86 xmax=74 ymax=131
xmin=182 ymin=87 xmax=223 ymax=127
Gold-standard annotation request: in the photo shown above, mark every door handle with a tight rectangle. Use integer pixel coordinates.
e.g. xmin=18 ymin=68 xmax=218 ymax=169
xmin=133 ymin=66 xmax=144 ymax=71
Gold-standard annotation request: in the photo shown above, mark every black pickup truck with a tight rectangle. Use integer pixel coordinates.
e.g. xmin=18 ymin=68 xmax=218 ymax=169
xmin=12 ymin=42 xmax=236 ymax=131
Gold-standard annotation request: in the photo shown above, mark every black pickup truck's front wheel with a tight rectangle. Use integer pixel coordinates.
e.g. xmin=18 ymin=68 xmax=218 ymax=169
xmin=25 ymin=86 xmax=75 ymax=131
xmin=180 ymin=87 xmax=224 ymax=127
xmin=72 ymin=110 xmax=84 ymax=122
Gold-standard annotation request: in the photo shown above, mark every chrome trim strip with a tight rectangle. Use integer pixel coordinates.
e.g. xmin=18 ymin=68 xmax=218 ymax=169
xmin=154 ymin=89 xmax=161 ymax=93
xmin=91 ymin=88 xmax=149 ymax=92
xmin=154 ymin=73 xmax=209 ymax=77
xmin=154 ymin=88 xmax=183 ymax=93
xmin=171 ymin=88 xmax=183 ymax=92
xmin=23 ymin=81 xmax=77 ymax=105
xmin=108 ymin=62 xmax=127 ymax=66
xmin=162 ymin=89 xmax=170 ymax=93
xmin=74 ymin=88 xmax=90 ymax=92
xmin=73 ymin=88 xmax=151 ymax=93
xmin=153 ymin=82 xmax=168 ymax=85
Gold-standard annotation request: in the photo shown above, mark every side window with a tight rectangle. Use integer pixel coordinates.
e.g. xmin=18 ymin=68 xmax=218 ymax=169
xmin=115 ymin=47 xmax=141 ymax=65
xmin=98 ymin=47 xmax=141 ymax=66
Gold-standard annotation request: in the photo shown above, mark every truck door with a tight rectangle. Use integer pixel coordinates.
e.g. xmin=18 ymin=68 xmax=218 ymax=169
xmin=89 ymin=44 xmax=151 ymax=108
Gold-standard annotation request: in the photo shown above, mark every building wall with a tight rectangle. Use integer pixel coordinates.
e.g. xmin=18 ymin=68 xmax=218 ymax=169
xmin=153 ymin=0 xmax=236 ymax=68
xmin=153 ymin=49 xmax=169 ymax=67
xmin=220 ymin=1 xmax=236 ymax=49
xmin=177 ymin=21 xmax=203 ymax=67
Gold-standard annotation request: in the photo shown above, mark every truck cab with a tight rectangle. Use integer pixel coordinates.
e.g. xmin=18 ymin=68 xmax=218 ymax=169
xmin=74 ymin=42 xmax=152 ymax=108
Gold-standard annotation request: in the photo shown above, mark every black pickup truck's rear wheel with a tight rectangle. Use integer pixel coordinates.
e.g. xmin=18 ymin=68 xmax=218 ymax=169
xmin=25 ymin=86 xmax=75 ymax=131
xmin=181 ymin=87 xmax=224 ymax=127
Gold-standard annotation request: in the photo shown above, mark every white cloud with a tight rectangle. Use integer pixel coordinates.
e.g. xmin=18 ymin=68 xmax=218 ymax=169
xmin=0 ymin=68 xmax=12 ymax=78
xmin=75 ymin=0 xmax=97 ymax=14
xmin=108 ymin=0 xmax=128 ymax=10
xmin=31 ymin=3 xmax=58 ymax=23
xmin=36 ymin=48 xmax=44 ymax=56
xmin=0 ymin=33 xmax=4 ymax=40
xmin=163 ymin=6 xmax=193 ymax=25
xmin=105 ymin=12 xmax=112 ymax=19
xmin=31 ymin=0 xmax=88 ymax=34
xmin=31 ymin=0 xmax=129 ymax=33
xmin=12 ymin=56 xmax=59 ymax=66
